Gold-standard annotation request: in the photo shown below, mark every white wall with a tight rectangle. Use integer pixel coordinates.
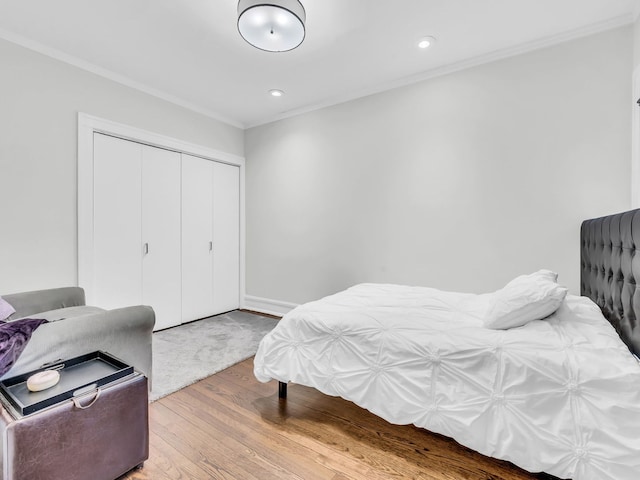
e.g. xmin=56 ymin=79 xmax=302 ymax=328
xmin=632 ymin=15 xmax=640 ymax=207
xmin=0 ymin=38 xmax=243 ymax=295
xmin=245 ymin=26 xmax=632 ymax=304
xmin=634 ymin=15 xmax=640 ymax=69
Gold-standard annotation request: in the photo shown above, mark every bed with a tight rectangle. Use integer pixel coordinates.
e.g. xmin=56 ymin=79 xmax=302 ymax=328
xmin=254 ymin=209 xmax=640 ymax=480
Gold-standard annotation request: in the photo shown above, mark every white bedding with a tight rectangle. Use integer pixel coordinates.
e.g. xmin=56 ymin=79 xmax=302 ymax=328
xmin=254 ymin=283 xmax=640 ymax=480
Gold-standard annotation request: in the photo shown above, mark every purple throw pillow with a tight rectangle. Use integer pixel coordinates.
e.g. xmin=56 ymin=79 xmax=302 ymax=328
xmin=0 ymin=297 xmax=15 ymax=322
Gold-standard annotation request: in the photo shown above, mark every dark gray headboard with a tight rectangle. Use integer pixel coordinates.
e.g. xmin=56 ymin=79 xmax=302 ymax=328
xmin=581 ymin=209 xmax=640 ymax=356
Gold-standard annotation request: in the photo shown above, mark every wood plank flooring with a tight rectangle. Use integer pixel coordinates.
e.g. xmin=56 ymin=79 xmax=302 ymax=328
xmin=121 ymin=358 xmax=559 ymax=480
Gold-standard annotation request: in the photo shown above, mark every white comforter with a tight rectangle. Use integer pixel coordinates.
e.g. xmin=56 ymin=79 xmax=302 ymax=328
xmin=254 ymin=283 xmax=640 ymax=480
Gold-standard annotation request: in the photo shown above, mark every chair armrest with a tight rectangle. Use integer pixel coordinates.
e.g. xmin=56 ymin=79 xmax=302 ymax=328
xmin=3 ymin=287 xmax=86 ymax=320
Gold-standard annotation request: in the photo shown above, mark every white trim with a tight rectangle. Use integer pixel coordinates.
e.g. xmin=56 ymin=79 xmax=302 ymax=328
xmin=77 ymin=115 xmax=95 ymax=299
xmin=77 ymin=112 xmax=246 ymax=305
xmin=243 ymin=295 xmax=298 ymax=317
xmin=0 ymin=28 xmax=244 ymax=130
xmin=247 ymin=13 xmax=635 ymax=128
xmin=239 ymin=163 xmax=247 ymax=313
xmin=78 ymin=113 xmax=244 ymax=165
xmin=633 ymin=66 xmax=640 ymax=209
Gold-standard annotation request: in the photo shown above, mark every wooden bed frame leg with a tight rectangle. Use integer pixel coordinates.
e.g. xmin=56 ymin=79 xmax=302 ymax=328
xmin=278 ymin=381 xmax=287 ymax=399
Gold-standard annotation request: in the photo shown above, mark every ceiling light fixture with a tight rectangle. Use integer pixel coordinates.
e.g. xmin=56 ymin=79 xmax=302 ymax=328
xmin=237 ymin=0 xmax=306 ymax=52
xmin=269 ymin=89 xmax=284 ymax=97
xmin=417 ymin=36 xmax=437 ymax=49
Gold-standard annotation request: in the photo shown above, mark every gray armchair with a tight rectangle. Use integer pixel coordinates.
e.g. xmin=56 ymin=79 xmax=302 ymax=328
xmin=0 ymin=287 xmax=154 ymax=385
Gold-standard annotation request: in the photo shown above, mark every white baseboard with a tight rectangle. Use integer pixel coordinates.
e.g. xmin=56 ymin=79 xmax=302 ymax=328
xmin=243 ymin=295 xmax=298 ymax=317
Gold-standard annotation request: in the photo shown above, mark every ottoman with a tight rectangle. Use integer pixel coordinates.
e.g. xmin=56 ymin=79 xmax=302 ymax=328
xmin=0 ymin=369 xmax=148 ymax=480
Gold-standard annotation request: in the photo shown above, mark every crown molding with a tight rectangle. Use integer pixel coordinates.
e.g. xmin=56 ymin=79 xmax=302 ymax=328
xmin=0 ymin=27 xmax=245 ymax=130
xmin=247 ymin=13 xmax=635 ymax=128
xmin=0 ymin=11 xmax=634 ymax=132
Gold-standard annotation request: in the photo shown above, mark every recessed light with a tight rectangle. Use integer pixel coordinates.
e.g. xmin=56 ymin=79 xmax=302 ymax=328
xmin=417 ymin=36 xmax=436 ymax=49
xmin=269 ymin=89 xmax=284 ymax=97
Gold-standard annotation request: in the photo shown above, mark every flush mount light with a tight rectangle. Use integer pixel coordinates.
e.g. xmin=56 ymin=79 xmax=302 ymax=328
xmin=238 ymin=0 xmax=306 ymax=52
xmin=269 ymin=89 xmax=284 ymax=97
xmin=417 ymin=36 xmax=437 ymax=49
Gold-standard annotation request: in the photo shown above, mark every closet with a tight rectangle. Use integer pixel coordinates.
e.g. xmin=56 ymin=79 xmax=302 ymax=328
xmin=181 ymin=154 xmax=240 ymax=320
xmin=91 ymin=133 xmax=240 ymax=330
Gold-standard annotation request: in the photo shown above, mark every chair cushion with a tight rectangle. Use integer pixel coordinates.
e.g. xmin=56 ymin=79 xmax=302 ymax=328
xmin=0 ymin=297 xmax=16 ymax=322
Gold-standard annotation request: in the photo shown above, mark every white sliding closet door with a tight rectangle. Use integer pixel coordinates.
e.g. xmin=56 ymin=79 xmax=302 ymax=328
xmin=93 ymin=134 xmax=182 ymax=330
xmin=213 ymin=162 xmax=240 ymax=313
xmin=142 ymin=146 xmax=182 ymax=330
xmin=88 ymin=129 xmax=241 ymax=328
xmin=181 ymin=154 xmax=214 ymax=321
xmin=93 ymin=133 xmax=142 ymax=309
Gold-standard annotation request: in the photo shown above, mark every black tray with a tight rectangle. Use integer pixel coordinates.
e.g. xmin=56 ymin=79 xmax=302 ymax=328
xmin=0 ymin=351 xmax=133 ymax=416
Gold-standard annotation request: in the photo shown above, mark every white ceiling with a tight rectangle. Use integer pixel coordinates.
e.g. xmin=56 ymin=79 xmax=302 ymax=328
xmin=0 ymin=0 xmax=637 ymax=128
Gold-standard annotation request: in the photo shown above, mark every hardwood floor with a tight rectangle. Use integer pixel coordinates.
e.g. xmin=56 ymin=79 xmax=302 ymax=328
xmin=121 ymin=358 xmax=559 ymax=480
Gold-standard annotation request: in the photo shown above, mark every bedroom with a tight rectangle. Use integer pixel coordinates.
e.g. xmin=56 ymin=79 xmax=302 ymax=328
xmin=0 ymin=1 xmax=639 ymax=479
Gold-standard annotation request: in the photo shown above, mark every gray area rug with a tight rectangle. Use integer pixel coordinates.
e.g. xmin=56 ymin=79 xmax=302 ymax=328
xmin=150 ymin=310 xmax=279 ymax=401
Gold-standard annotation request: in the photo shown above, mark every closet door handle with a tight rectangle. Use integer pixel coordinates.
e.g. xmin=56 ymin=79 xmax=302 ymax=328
xmin=143 ymin=243 xmax=149 ymax=255
xmin=209 ymin=241 xmax=213 ymax=252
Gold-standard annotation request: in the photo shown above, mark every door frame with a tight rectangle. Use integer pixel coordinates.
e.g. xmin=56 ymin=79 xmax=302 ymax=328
xmin=77 ymin=112 xmax=246 ymax=307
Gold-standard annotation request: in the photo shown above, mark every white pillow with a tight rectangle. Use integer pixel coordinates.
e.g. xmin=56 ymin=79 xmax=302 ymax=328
xmin=483 ymin=270 xmax=567 ymax=330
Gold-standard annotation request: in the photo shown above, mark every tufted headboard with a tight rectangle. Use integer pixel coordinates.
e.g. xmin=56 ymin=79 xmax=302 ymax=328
xmin=581 ymin=209 xmax=640 ymax=357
